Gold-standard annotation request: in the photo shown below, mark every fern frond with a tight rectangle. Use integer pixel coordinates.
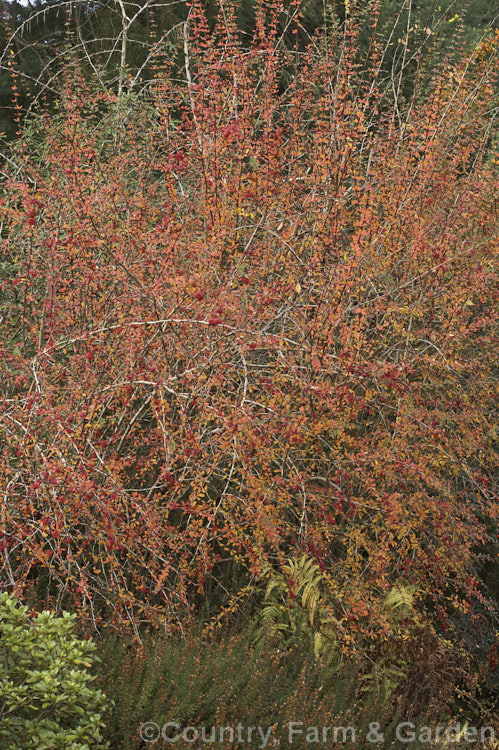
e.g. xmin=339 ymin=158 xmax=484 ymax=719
xmin=384 ymin=586 xmax=417 ymax=612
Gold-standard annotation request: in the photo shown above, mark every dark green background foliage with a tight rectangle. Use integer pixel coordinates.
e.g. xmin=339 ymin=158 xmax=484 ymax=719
xmin=0 ymin=0 xmax=497 ymax=138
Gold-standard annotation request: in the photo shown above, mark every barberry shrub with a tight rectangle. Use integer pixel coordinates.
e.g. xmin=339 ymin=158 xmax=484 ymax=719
xmin=0 ymin=0 xmax=497 ymax=667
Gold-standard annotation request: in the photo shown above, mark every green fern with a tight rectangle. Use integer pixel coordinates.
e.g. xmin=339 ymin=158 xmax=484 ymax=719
xmin=384 ymin=585 xmax=419 ymax=623
xmin=384 ymin=585 xmax=417 ymax=612
xmin=255 ymin=555 xmax=338 ymax=658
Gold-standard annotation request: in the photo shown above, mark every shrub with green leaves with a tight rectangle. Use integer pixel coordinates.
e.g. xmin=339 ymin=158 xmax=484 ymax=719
xmin=0 ymin=592 xmax=109 ymax=749
xmin=97 ymin=626 xmax=396 ymax=750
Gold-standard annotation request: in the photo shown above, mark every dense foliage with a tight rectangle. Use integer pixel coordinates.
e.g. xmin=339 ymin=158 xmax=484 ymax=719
xmin=0 ymin=0 xmax=497 ymax=137
xmin=0 ymin=593 xmax=109 ymax=749
xmin=96 ymin=626 xmax=457 ymax=749
xmin=0 ymin=0 xmax=498 ymax=731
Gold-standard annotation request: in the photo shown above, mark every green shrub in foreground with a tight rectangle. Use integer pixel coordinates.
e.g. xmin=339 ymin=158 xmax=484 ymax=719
xmin=97 ymin=626 xmax=400 ymax=749
xmin=0 ymin=592 xmax=110 ymax=749
xmin=97 ymin=623 xmax=498 ymax=749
